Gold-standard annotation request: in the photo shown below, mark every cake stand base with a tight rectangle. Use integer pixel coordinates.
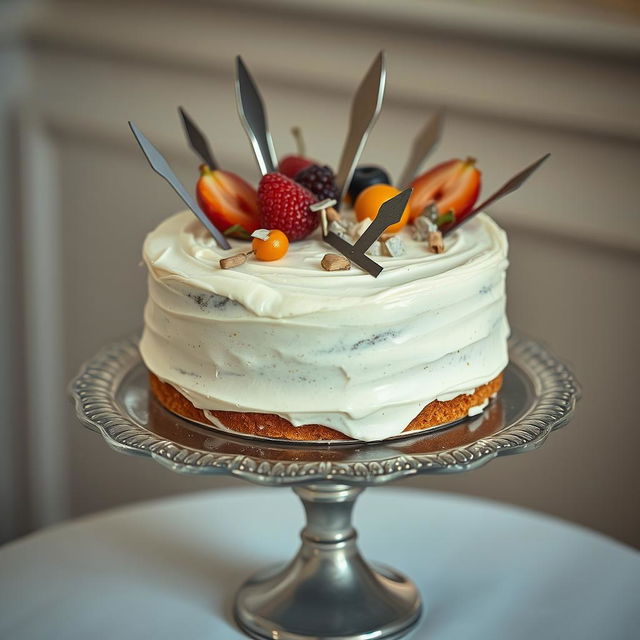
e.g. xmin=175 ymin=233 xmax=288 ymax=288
xmin=71 ymin=333 xmax=580 ymax=639
xmin=234 ymin=484 xmax=421 ymax=640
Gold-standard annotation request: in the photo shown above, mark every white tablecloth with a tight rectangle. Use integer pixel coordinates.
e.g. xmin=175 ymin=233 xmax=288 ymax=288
xmin=1 ymin=488 xmax=638 ymax=639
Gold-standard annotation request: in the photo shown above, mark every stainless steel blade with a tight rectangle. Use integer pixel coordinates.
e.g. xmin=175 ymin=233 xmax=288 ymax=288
xmin=397 ymin=110 xmax=444 ymax=188
xmin=178 ymin=106 xmax=218 ymax=169
xmin=335 ymin=51 xmax=386 ymax=203
xmin=443 ymin=153 xmax=550 ymax=236
xmin=129 ymin=121 xmax=231 ymax=250
xmin=235 ymin=56 xmax=277 ymax=175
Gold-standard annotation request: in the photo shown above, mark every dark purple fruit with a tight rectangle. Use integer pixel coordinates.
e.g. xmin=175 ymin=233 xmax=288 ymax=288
xmin=294 ymin=164 xmax=338 ymax=204
xmin=348 ymin=166 xmax=391 ymax=204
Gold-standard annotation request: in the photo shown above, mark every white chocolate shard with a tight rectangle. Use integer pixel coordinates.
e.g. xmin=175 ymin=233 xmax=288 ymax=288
xmin=310 ymin=198 xmax=338 ymax=212
xmin=413 ymin=215 xmax=436 ymax=241
xmin=349 ymin=218 xmax=372 ymax=240
xmin=366 ymin=240 xmax=383 ymax=256
xmin=251 ymin=228 xmax=271 ymax=241
xmin=382 ymin=236 xmax=406 ymax=257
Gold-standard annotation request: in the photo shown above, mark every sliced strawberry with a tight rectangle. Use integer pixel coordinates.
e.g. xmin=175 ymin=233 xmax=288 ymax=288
xmin=409 ymin=158 xmax=481 ymax=221
xmin=196 ymin=164 xmax=259 ymax=234
xmin=279 ymin=155 xmax=314 ymax=179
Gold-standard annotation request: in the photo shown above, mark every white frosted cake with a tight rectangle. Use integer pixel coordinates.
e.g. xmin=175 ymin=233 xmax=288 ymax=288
xmin=126 ymin=52 xmax=546 ymax=443
xmin=140 ymin=210 xmax=509 ymax=442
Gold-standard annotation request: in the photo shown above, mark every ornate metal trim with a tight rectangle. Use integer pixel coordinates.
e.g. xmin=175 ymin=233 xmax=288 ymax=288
xmin=70 ymin=333 xmax=580 ymax=486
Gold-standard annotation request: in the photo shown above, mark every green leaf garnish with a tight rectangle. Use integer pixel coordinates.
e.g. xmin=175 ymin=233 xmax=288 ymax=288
xmin=223 ymin=224 xmax=252 ymax=240
xmin=436 ymin=210 xmax=456 ymax=227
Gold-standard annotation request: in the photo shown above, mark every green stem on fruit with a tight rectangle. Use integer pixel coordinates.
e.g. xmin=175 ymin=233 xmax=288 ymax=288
xmin=436 ymin=210 xmax=456 ymax=227
xmin=291 ymin=126 xmax=306 ymax=156
xmin=199 ymin=163 xmax=212 ymax=176
xmin=223 ymin=224 xmax=253 ymax=240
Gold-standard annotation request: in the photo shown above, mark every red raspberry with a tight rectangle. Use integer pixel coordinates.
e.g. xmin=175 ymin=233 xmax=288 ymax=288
xmin=258 ymin=173 xmax=318 ymax=241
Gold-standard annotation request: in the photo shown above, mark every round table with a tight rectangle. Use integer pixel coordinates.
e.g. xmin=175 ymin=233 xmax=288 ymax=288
xmin=1 ymin=488 xmax=638 ymax=640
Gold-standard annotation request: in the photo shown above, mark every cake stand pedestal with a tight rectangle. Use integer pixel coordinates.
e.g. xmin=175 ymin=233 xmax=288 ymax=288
xmin=70 ymin=332 xmax=579 ymax=640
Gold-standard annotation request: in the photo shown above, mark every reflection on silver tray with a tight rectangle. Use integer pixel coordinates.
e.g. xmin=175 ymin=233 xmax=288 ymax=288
xmin=70 ymin=331 xmax=580 ymax=486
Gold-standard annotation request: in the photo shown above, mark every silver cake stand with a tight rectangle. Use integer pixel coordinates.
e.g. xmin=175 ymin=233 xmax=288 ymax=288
xmin=70 ymin=332 xmax=579 ymax=640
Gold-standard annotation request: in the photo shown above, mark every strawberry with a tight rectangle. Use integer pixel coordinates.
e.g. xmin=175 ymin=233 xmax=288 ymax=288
xmin=196 ymin=164 xmax=259 ymax=234
xmin=409 ymin=157 xmax=481 ymax=221
xmin=257 ymin=173 xmax=318 ymax=241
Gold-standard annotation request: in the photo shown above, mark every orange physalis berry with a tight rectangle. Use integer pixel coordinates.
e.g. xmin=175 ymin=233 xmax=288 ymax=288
xmin=354 ymin=184 xmax=410 ymax=235
xmin=252 ymin=229 xmax=289 ymax=261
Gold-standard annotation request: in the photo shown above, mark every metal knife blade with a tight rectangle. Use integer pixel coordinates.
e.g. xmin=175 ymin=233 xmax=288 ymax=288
xmin=129 ymin=121 xmax=231 ymax=250
xmin=397 ymin=110 xmax=444 ymax=188
xmin=335 ymin=51 xmax=386 ymax=204
xmin=443 ymin=153 xmax=550 ymax=236
xmin=178 ymin=106 xmax=218 ymax=169
xmin=235 ymin=56 xmax=277 ymax=175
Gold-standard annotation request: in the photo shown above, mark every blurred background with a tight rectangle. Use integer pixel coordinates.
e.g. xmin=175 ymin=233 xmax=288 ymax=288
xmin=1 ymin=0 xmax=639 ymax=547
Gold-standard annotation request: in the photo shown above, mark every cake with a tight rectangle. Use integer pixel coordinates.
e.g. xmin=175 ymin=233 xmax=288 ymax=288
xmin=140 ymin=210 xmax=508 ymax=442
xmin=132 ymin=52 xmax=545 ymax=443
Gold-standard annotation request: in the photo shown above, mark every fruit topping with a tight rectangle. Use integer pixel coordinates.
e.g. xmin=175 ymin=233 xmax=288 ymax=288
xmin=196 ymin=164 xmax=259 ymax=235
xmin=408 ymin=157 xmax=480 ymax=221
xmin=278 ymin=126 xmax=314 ymax=178
xmin=257 ymin=172 xmax=318 ymax=241
xmin=354 ymin=184 xmax=409 ymax=235
xmin=251 ymin=229 xmax=289 ymax=261
xmin=347 ymin=165 xmax=391 ymax=205
xmin=294 ymin=165 xmax=339 ymax=203
xmin=279 ymin=155 xmax=313 ymax=179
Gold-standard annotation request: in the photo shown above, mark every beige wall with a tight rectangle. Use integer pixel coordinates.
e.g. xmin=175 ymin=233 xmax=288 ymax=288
xmin=4 ymin=0 xmax=639 ymax=546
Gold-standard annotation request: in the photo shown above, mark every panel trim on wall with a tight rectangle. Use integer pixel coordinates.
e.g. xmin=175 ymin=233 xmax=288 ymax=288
xmin=17 ymin=110 xmax=70 ymax=528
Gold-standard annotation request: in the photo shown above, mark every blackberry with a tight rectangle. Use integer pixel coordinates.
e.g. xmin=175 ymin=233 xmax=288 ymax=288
xmin=294 ymin=164 xmax=338 ymax=204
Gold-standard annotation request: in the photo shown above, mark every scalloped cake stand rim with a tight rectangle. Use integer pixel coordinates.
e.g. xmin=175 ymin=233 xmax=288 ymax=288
xmin=69 ymin=331 xmax=580 ymax=486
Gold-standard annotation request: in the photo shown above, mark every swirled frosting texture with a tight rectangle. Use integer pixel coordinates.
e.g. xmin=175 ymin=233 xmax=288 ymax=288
xmin=140 ymin=211 xmax=509 ymax=441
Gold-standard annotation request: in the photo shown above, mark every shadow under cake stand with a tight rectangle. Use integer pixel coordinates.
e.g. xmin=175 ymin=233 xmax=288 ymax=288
xmin=70 ymin=332 xmax=579 ymax=640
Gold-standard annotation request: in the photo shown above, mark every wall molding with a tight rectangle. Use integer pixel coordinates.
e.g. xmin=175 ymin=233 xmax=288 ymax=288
xmin=26 ymin=0 xmax=640 ymax=143
xmin=17 ymin=110 xmax=70 ymax=529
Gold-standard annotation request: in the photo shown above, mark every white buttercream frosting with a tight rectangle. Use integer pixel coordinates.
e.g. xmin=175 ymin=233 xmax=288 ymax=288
xmin=140 ymin=210 xmax=509 ymax=441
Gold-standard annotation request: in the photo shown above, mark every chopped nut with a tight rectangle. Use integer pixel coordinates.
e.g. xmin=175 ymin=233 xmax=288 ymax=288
xmin=321 ymin=253 xmax=351 ymax=271
xmin=326 ymin=206 xmax=341 ymax=223
xmin=366 ymin=241 xmax=383 ymax=257
xmin=427 ymin=231 xmax=445 ymax=254
xmin=382 ymin=236 xmax=407 ymax=257
xmin=220 ymin=251 xmax=253 ymax=269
